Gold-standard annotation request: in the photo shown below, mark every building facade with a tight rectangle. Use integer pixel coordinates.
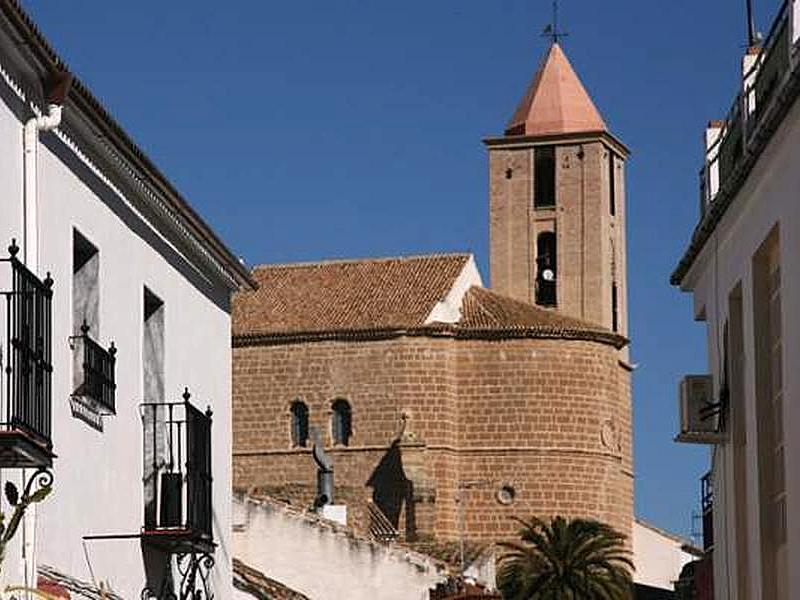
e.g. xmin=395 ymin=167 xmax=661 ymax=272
xmin=233 ymin=41 xmax=633 ymax=564
xmin=672 ymin=3 xmax=800 ymax=599
xmin=0 ymin=2 xmax=253 ymax=597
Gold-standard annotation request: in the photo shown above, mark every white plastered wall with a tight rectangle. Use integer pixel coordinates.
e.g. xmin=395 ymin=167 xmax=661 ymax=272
xmin=425 ymin=255 xmax=482 ymax=324
xmin=0 ymin=68 xmax=234 ymax=598
xmin=233 ymin=495 xmax=448 ymax=600
xmin=632 ymin=520 xmax=697 ymax=591
xmin=682 ymin=80 xmax=800 ymax=600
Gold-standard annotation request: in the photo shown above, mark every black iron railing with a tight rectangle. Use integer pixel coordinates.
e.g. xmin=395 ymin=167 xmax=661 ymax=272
xmin=141 ymin=390 xmax=213 ymax=543
xmin=70 ymin=321 xmax=116 ymax=415
xmin=0 ymin=240 xmax=53 ymax=449
xmin=755 ymin=17 xmax=790 ymax=116
xmin=701 ymin=0 xmax=793 ymax=215
xmin=717 ymin=106 xmax=743 ymax=187
xmin=701 ymin=472 xmax=714 ymax=552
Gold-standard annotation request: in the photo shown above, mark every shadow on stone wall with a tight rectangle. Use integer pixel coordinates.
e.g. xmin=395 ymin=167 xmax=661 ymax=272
xmin=366 ymin=441 xmax=416 ymax=539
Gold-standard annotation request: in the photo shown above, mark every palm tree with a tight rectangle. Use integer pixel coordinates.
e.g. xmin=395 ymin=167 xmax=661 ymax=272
xmin=497 ymin=516 xmax=633 ymax=600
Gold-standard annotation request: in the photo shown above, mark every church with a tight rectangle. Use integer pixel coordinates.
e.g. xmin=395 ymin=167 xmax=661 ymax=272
xmin=232 ymin=41 xmax=633 ymax=554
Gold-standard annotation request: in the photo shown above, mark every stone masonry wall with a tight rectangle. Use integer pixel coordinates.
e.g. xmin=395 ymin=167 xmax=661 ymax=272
xmin=450 ymin=338 xmax=632 ymax=542
xmin=233 ymin=335 xmax=633 ymax=545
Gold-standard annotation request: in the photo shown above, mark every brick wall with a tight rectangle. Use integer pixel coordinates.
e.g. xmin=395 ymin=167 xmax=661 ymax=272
xmin=487 ymin=138 xmax=629 ymax=338
xmin=233 ymin=334 xmax=633 ymax=545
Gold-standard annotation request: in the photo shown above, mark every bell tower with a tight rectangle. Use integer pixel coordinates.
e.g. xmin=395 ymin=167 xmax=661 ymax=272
xmin=485 ymin=42 xmax=629 ymax=336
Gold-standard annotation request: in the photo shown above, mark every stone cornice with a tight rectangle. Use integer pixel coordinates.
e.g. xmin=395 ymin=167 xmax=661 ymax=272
xmin=232 ymin=324 xmax=628 ymax=349
xmin=483 ymin=129 xmax=630 ymax=158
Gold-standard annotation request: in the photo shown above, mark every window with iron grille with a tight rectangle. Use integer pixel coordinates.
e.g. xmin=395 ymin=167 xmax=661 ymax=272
xmin=1 ymin=240 xmax=53 ymax=448
xmin=141 ymin=392 xmax=214 ymax=544
xmin=70 ymin=322 xmax=116 ymax=415
xmin=71 ymin=231 xmax=115 ymax=415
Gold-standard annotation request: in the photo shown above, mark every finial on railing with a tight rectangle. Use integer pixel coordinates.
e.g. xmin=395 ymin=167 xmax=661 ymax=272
xmin=80 ymin=319 xmax=90 ymax=335
xmin=183 ymin=387 xmax=191 ymax=402
xmin=205 ymin=406 xmax=213 ymax=419
xmin=108 ymin=341 xmax=117 ymax=357
xmin=8 ymin=239 xmax=18 ymax=258
xmin=43 ymin=272 xmax=53 ymax=289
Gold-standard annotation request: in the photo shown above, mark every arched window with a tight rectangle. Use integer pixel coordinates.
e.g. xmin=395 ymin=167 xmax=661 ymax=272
xmin=331 ymin=399 xmax=352 ymax=446
xmin=290 ymin=400 xmax=309 ymax=447
xmin=535 ymin=232 xmax=557 ymax=307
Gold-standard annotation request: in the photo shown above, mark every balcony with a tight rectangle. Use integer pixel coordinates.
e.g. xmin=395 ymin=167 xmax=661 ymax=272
xmin=0 ymin=240 xmax=54 ymax=469
xmin=700 ymin=1 xmax=796 ymax=216
xmin=701 ymin=472 xmax=714 ymax=552
xmin=70 ymin=321 xmax=116 ymax=415
xmin=141 ymin=390 xmax=214 ymax=554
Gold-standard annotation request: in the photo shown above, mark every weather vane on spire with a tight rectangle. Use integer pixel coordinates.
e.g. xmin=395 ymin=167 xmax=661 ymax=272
xmin=542 ymin=0 xmax=568 ymax=44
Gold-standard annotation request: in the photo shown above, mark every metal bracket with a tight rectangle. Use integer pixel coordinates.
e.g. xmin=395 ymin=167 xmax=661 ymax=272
xmin=141 ymin=552 xmax=214 ymax=600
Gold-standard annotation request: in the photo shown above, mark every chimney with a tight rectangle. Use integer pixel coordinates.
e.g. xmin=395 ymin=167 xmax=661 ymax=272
xmin=703 ymin=120 xmax=725 ymax=207
xmin=742 ymin=46 xmax=762 ymax=118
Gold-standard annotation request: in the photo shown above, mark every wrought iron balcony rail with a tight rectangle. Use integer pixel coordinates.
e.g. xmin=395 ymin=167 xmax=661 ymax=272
xmin=700 ymin=0 xmax=794 ymax=215
xmin=0 ymin=240 xmax=53 ymax=464
xmin=141 ymin=389 xmax=213 ymax=553
xmin=701 ymin=472 xmax=714 ymax=552
xmin=70 ymin=321 xmax=116 ymax=415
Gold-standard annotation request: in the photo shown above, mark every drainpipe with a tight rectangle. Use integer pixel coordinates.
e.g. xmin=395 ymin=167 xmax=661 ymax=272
xmin=19 ymin=70 xmax=71 ymax=592
xmin=22 ymin=70 xmax=72 ymax=271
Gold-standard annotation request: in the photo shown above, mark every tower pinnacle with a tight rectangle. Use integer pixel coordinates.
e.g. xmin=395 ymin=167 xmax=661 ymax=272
xmin=505 ymin=42 xmax=607 ymax=137
xmin=542 ymin=0 xmax=569 ymax=44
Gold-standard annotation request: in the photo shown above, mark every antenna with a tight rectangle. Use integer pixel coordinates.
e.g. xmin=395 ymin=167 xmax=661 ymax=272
xmin=746 ymin=0 xmax=758 ymax=47
xmin=542 ymin=0 xmax=569 ymax=44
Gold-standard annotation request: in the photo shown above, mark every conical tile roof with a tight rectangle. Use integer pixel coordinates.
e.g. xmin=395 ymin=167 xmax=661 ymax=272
xmin=505 ymin=43 xmax=607 ymax=137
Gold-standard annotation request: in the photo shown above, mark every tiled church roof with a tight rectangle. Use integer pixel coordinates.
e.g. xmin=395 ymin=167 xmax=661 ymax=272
xmin=233 ymin=254 xmax=471 ymax=336
xmin=457 ymin=286 xmax=624 ymax=346
xmin=233 ymin=254 xmax=627 ymax=349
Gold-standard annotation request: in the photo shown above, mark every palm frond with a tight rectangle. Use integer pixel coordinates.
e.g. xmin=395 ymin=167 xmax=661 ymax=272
xmin=497 ymin=515 xmax=633 ymax=600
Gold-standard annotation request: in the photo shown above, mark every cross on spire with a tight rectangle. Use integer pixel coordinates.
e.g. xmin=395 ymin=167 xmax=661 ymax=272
xmin=542 ymin=0 xmax=569 ymax=44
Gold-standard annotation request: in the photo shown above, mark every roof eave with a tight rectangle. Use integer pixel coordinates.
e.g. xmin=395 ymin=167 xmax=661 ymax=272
xmin=233 ymin=325 xmax=629 ymax=349
xmin=483 ymin=129 xmax=630 ymax=157
xmin=0 ymin=0 xmax=257 ymax=292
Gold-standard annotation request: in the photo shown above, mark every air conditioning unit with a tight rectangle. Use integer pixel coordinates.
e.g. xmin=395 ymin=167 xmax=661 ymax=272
xmin=676 ymin=375 xmax=726 ymax=444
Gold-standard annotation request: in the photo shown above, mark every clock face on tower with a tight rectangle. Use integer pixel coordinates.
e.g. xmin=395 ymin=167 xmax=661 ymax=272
xmin=542 ymin=268 xmax=555 ymax=282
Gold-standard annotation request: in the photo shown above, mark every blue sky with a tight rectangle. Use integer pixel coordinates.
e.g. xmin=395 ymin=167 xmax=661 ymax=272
xmin=22 ymin=0 xmax=783 ymax=540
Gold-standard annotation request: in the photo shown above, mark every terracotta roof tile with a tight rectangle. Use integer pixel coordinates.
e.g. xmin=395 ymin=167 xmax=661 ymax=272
xmin=233 ymin=256 xmax=627 ymax=349
xmin=233 ymin=558 xmax=311 ymax=600
xmin=505 ymin=42 xmax=607 ymax=137
xmin=37 ymin=565 xmax=124 ymax=600
xmin=233 ymin=254 xmax=470 ymax=337
xmin=455 ymin=286 xmax=626 ymax=347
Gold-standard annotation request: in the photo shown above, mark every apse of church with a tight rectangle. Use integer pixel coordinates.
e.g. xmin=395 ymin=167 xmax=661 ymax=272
xmin=232 ymin=42 xmax=633 ymax=554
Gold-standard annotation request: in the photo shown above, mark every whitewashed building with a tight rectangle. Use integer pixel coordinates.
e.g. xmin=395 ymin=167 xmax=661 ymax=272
xmin=0 ymin=2 xmax=254 ymax=598
xmin=673 ymin=2 xmax=800 ymax=599
xmin=632 ymin=519 xmax=701 ymax=595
